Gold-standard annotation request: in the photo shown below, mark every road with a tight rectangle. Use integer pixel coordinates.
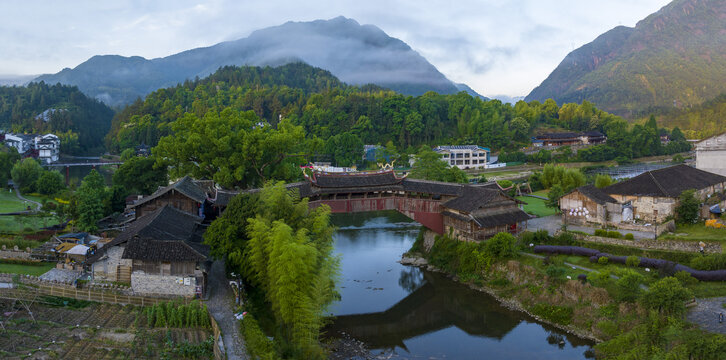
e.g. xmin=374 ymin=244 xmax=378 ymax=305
xmin=206 ymin=260 xmax=248 ymax=360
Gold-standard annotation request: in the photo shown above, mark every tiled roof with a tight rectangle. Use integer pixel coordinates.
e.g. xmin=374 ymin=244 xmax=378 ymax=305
xmin=471 ymin=208 xmax=532 ymax=228
xmin=133 ymin=176 xmax=208 ymax=207
xmin=401 ymin=178 xmax=463 ymax=196
xmin=535 ymin=132 xmax=580 ymax=140
xmin=573 ymin=185 xmax=617 ymax=205
xmin=87 ymin=205 xmax=202 ymax=263
xmin=311 ymin=171 xmax=403 ymax=188
xmin=441 ymin=186 xmax=501 ymax=213
xmin=122 ymin=238 xmax=205 ymax=262
xmin=433 ymin=145 xmax=490 ymax=151
xmin=604 ymin=164 xmax=726 ymax=198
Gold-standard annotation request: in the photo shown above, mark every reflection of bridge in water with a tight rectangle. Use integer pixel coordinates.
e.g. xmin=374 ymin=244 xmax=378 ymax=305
xmin=326 ymin=271 xmax=591 ymax=350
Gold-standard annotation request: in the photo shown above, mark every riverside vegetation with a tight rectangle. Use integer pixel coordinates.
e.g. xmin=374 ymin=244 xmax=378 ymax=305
xmin=406 ymin=230 xmax=726 ymax=359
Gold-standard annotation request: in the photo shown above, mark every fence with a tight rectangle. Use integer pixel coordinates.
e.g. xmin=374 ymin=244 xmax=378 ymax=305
xmin=209 ymin=310 xmax=224 ymax=360
xmin=0 ymin=281 xmax=193 ymax=306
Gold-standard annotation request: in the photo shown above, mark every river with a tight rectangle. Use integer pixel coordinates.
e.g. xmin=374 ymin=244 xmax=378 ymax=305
xmin=328 ymin=211 xmax=594 ymax=359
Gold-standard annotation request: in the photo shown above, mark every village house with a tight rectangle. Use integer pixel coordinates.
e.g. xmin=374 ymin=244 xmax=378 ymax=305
xmin=3 ymin=133 xmax=60 ymax=163
xmin=441 ymin=186 xmax=531 ymax=241
xmin=433 ymin=145 xmax=490 ymax=170
xmin=560 ymin=165 xmax=726 ymax=231
xmin=695 ymin=132 xmax=726 ymax=177
xmin=87 ymin=205 xmax=209 ymax=297
xmin=532 ymin=131 xmax=606 ymax=147
xmin=130 ymin=176 xmax=229 ymax=220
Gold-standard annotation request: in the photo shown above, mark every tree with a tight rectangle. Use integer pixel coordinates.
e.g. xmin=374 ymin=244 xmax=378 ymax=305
xmin=11 ymin=158 xmax=43 ymax=193
xmin=676 ymin=189 xmax=699 ymax=224
xmin=238 ymin=182 xmax=339 ymax=357
xmin=35 ymin=170 xmax=65 ymax=195
xmin=154 ymin=108 xmax=308 ymax=188
xmin=409 ymin=147 xmax=467 ymax=183
xmin=0 ymin=148 xmax=21 ymax=187
xmin=615 ymin=271 xmax=644 ymax=302
xmin=484 ymin=232 xmax=517 ymax=258
xmin=641 ymin=277 xmax=693 ymax=316
xmin=75 ymin=170 xmax=108 ymax=232
xmin=112 ymin=156 xmax=168 ymax=194
xmin=594 ymin=174 xmax=613 ymax=188
xmin=547 ymin=185 xmax=564 ymax=209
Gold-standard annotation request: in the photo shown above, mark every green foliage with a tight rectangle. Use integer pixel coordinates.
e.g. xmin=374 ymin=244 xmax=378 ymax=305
xmin=598 ymin=256 xmax=609 ymax=265
xmin=672 ymin=154 xmax=685 ymax=163
xmin=641 ymin=277 xmax=693 ymax=316
xmin=484 ymin=232 xmax=518 ymax=259
xmin=674 ymin=270 xmax=698 ymax=286
xmin=153 ymin=109 xmax=307 ymax=188
xmin=624 ymin=233 xmax=634 ymax=240
xmin=546 ymin=185 xmax=564 ymax=209
xmin=676 ymin=189 xmax=699 ymax=224
xmin=204 ymin=192 xmax=260 ymax=269
xmin=0 ymin=147 xmax=21 ymax=186
xmin=518 ymin=230 xmax=550 ymax=246
xmin=11 ymin=158 xmax=42 ymax=193
xmin=529 ymin=303 xmax=573 ymax=325
xmin=241 ymin=314 xmax=280 ymax=360
xmin=594 ymin=229 xmax=608 ymax=237
xmin=540 ymin=164 xmax=585 ymax=192
xmin=690 ymin=253 xmax=726 ymax=271
xmin=606 ymin=231 xmax=622 ymax=239
xmin=625 ymin=256 xmax=640 ymax=267
xmin=75 ymin=170 xmax=108 ymax=232
xmin=323 ymin=132 xmax=363 ymax=167
xmin=236 ymin=182 xmax=339 ymax=356
xmin=409 ymin=147 xmax=467 ymax=183
xmin=594 ymin=174 xmax=612 ymax=188
xmin=0 ymin=82 xmax=114 ymax=154
xmin=615 ymin=271 xmax=644 ymax=302
xmin=38 ymin=295 xmax=92 ymax=309
xmin=144 ymin=301 xmax=210 ymax=329
xmin=545 ymin=265 xmax=566 ymax=282
xmin=112 ymin=156 xmax=168 ymax=194
xmin=35 ymin=170 xmax=65 ymax=195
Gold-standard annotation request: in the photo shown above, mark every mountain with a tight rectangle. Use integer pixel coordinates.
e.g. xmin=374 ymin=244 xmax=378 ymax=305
xmin=0 ymin=75 xmax=37 ymax=86
xmin=35 ymin=17 xmax=468 ymax=107
xmin=489 ymin=95 xmax=525 ymax=104
xmin=455 ymin=83 xmax=487 ymax=100
xmin=526 ymin=0 xmax=726 ymax=116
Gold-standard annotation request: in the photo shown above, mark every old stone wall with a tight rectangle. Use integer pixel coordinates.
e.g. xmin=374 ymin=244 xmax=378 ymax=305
xmin=570 ymin=232 xmax=721 ymax=253
xmin=131 ymin=272 xmax=196 ymax=297
xmin=609 ymin=194 xmax=676 ymax=223
xmin=696 ymin=146 xmax=726 ymax=177
xmin=92 ymin=246 xmax=131 ymax=281
xmin=0 ymin=250 xmax=31 ymax=259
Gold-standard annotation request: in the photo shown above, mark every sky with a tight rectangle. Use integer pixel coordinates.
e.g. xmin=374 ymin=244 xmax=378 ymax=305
xmin=0 ymin=0 xmax=672 ymax=98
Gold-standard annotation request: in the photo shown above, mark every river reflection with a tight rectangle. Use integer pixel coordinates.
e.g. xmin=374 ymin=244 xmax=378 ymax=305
xmin=329 ymin=211 xmax=594 ymax=359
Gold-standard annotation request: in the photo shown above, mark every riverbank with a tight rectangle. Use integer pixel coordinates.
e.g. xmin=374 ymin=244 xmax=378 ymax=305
xmin=400 ymin=254 xmax=604 ymax=343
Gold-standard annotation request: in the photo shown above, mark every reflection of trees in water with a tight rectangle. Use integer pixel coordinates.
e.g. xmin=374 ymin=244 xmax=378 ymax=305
xmin=546 ymin=333 xmax=565 ymax=349
xmin=398 ymin=267 xmax=425 ymax=293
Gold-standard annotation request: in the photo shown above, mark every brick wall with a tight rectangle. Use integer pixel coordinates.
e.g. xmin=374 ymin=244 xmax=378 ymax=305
xmin=131 ymin=272 xmax=196 ymax=297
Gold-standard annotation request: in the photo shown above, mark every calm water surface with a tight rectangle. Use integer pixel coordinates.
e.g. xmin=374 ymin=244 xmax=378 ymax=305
xmin=329 ymin=211 xmax=594 ymax=359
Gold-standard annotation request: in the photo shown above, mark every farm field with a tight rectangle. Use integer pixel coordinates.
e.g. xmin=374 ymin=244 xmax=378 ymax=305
xmin=0 ymin=214 xmax=61 ymax=233
xmin=0 ymin=191 xmax=26 ymax=213
xmin=0 ymin=262 xmax=55 ymax=276
xmin=0 ymin=299 xmax=214 ymax=359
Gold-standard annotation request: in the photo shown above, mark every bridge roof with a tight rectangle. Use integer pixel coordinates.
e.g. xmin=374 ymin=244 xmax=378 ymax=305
xmin=441 ymin=186 xmax=501 ymax=213
xmin=401 ymin=178 xmax=463 ymax=196
xmin=309 ymin=171 xmax=403 ymax=188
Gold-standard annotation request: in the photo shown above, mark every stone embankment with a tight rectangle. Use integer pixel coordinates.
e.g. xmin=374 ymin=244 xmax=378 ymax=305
xmin=569 ymin=232 xmax=722 ymax=254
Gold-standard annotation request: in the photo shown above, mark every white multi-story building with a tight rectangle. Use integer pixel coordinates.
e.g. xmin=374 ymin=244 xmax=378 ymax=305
xmin=3 ymin=133 xmax=61 ymax=164
xmin=34 ymin=134 xmax=60 ymax=164
xmin=433 ymin=145 xmax=490 ymax=170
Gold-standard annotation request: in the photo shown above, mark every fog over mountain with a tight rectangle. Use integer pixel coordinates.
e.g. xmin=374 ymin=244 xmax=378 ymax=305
xmin=36 ymin=17 xmax=479 ymax=107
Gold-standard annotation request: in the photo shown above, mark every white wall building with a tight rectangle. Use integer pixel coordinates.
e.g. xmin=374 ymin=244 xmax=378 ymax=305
xmin=433 ymin=145 xmax=491 ymax=170
xmin=3 ymin=133 xmax=61 ymax=163
xmin=34 ymin=134 xmax=60 ymax=164
xmin=696 ymin=133 xmax=726 ymax=177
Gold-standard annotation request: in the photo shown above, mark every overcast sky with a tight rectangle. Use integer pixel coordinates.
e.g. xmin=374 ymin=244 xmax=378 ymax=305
xmin=0 ymin=0 xmax=671 ymax=97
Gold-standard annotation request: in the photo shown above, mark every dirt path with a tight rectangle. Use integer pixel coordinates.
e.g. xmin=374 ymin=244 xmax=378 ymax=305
xmin=206 ymin=260 xmax=248 ymax=360
xmin=13 ymin=185 xmax=41 ymax=211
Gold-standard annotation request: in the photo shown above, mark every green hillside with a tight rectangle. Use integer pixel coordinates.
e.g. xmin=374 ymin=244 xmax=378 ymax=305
xmin=526 ymin=0 xmax=726 ymax=117
xmin=0 ymin=82 xmax=114 ymax=154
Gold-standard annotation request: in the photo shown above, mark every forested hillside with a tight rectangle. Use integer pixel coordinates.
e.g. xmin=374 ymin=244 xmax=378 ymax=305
xmin=106 ymin=63 xmax=622 ymax=155
xmin=0 ymin=82 xmax=114 ymax=154
xmin=653 ymin=94 xmax=726 ymax=139
xmin=527 ymin=0 xmax=726 ymax=116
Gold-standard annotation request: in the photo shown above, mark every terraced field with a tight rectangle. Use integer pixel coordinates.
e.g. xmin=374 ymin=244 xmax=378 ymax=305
xmin=0 ymin=299 xmax=214 ymax=359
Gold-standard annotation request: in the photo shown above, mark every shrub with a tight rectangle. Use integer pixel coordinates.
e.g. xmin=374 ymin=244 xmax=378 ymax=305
xmin=615 ymin=271 xmax=644 ymax=302
xmin=484 ymin=232 xmax=517 ymax=259
xmin=594 ymin=229 xmax=608 ymax=237
xmin=674 ymin=270 xmax=698 ymax=286
xmin=625 ymin=256 xmax=640 ymax=267
xmin=545 ymin=265 xmax=567 ymax=282
xmin=241 ymin=315 xmax=279 ymax=360
xmin=606 ymin=231 xmax=622 ymax=239
xmin=596 ymin=320 xmax=620 ymax=339
xmin=641 ymin=277 xmax=693 ymax=316
xmin=598 ymin=256 xmax=609 ymax=265
xmin=489 ymin=277 xmax=510 ymax=287
xmin=624 ymin=233 xmax=634 ymax=240
xmin=530 ymin=303 xmax=573 ymax=325
xmin=690 ymin=254 xmax=726 ymax=271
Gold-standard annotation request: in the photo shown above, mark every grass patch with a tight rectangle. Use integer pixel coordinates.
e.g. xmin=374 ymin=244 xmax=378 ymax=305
xmin=0 ymin=214 xmax=61 ymax=233
xmin=0 ymin=191 xmax=27 ymax=213
xmin=660 ymin=223 xmax=726 ymax=245
xmin=39 ymin=295 xmax=94 ymax=309
xmin=529 ymin=303 xmax=573 ymax=325
xmin=516 ymin=196 xmax=557 ymax=217
xmin=531 ymin=189 xmax=549 ymax=197
xmin=0 ymin=262 xmax=55 ymax=276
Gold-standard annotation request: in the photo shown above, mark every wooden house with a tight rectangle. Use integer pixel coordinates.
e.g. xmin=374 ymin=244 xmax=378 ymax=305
xmin=441 ymin=186 xmax=530 ymax=241
xmin=88 ymin=205 xmax=209 ymax=297
xmin=559 ymin=185 xmax=618 ymax=226
xmin=131 ymin=176 xmax=237 ymax=221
